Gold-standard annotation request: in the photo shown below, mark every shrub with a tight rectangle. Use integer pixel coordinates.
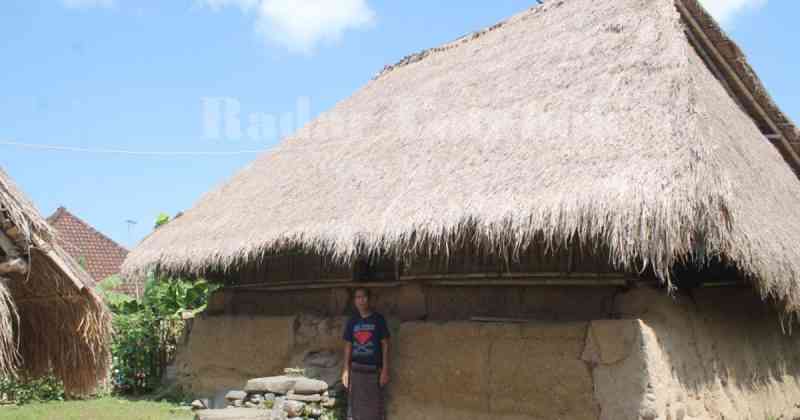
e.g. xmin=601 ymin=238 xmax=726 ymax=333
xmin=0 ymin=375 xmax=64 ymax=404
xmin=98 ymin=275 xmax=218 ymax=395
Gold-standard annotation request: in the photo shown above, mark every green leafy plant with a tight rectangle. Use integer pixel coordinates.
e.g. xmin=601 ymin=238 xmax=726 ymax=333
xmin=110 ymin=309 xmax=160 ymax=393
xmin=96 ymin=275 xmax=139 ymax=313
xmin=97 ymin=274 xmax=219 ymax=395
xmin=0 ymin=375 xmax=65 ymax=404
xmin=142 ymin=277 xmax=216 ymax=319
xmin=154 ymin=213 xmax=171 ymax=229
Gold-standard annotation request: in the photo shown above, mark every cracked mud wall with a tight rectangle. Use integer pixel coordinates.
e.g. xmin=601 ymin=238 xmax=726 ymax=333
xmin=172 ymin=316 xmax=295 ymax=397
xmin=175 ymin=315 xmax=604 ymax=419
xmin=583 ymin=319 xmax=649 ymax=420
xmin=173 ymin=314 xmax=347 ymax=397
xmin=177 ymin=286 xmax=800 ymax=419
xmin=388 ymin=321 xmax=598 ymax=420
xmin=603 ymin=287 xmax=800 ymax=420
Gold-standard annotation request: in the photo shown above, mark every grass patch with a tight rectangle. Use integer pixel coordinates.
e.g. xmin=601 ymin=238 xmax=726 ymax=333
xmin=0 ymin=397 xmax=194 ymax=420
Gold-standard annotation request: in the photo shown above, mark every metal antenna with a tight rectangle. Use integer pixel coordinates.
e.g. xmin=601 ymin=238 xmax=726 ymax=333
xmin=125 ymin=219 xmax=138 ymax=245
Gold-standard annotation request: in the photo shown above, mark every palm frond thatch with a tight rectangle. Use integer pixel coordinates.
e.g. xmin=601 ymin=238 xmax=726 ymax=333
xmin=0 ymin=167 xmax=111 ymax=395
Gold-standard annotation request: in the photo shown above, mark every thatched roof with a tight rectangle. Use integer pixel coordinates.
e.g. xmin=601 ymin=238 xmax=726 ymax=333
xmin=124 ymin=0 xmax=800 ymax=311
xmin=0 ymin=167 xmax=111 ymax=394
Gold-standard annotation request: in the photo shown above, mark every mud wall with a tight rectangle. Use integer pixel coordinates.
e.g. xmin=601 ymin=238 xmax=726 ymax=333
xmin=390 ymin=321 xmax=598 ymax=420
xmin=605 ymin=287 xmax=800 ymax=420
xmin=173 ymin=314 xmax=347 ymax=398
xmin=180 ymin=285 xmax=800 ymax=419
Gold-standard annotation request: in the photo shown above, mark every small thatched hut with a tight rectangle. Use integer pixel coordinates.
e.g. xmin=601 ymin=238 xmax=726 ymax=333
xmin=124 ymin=0 xmax=800 ymax=418
xmin=0 ymin=168 xmax=111 ymax=395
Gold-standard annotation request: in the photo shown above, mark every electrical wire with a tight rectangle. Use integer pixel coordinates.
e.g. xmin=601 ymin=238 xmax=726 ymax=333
xmin=0 ymin=140 xmax=267 ymax=156
xmin=0 ymin=135 xmax=371 ymax=157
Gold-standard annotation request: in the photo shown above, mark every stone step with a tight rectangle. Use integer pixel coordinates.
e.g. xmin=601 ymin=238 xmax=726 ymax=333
xmin=194 ymin=408 xmax=273 ymax=420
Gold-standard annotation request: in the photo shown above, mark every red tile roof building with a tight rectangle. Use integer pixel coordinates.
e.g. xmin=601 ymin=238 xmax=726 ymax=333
xmin=47 ymin=207 xmax=141 ymax=296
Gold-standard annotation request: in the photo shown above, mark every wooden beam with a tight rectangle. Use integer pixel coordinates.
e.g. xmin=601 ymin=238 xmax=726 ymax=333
xmin=677 ymin=1 xmax=800 ymax=177
xmin=44 ymin=248 xmax=87 ymax=290
xmin=226 ymin=281 xmax=404 ymax=292
xmin=226 ymin=272 xmax=631 ymax=291
xmin=226 ymin=278 xmax=352 ymax=289
xmin=470 ymin=317 xmax=539 ymax=324
xmin=426 ymin=278 xmax=628 ymax=287
xmin=684 ymin=27 xmax=745 ymax=110
xmin=400 ymin=272 xmax=629 ymax=281
xmin=0 ymin=258 xmax=27 ymax=275
xmin=699 ymin=281 xmax=746 ymax=288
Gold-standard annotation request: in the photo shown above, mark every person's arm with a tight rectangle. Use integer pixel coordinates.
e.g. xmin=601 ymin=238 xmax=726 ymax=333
xmin=379 ymin=316 xmax=391 ymax=387
xmin=379 ymin=338 xmax=390 ymax=387
xmin=342 ymin=341 xmax=352 ymax=389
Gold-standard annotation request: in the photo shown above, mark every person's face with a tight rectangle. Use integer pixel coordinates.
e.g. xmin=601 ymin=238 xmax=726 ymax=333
xmin=354 ymin=290 xmax=370 ymax=312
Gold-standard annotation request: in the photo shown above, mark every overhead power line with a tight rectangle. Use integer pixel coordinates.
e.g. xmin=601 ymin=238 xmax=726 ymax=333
xmin=0 ymin=140 xmax=267 ymax=157
xmin=0 ymin=135 xmax=371 ymax=158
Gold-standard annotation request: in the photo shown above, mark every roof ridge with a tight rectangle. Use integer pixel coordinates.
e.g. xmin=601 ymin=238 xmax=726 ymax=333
xmin=49 ymin=207 xmax=128 ymax=253
xmin=46 ymin=206 xmax=67 ymax=224
xmin=374 ymin=0 xmax=559 ymax=80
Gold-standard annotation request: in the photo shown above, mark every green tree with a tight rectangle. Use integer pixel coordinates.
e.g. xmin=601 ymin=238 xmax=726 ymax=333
xmin=154 ymin=213 xmax=170 ymax=229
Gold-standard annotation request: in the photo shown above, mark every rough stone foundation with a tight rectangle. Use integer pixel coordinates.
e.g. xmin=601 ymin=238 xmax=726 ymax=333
xmin=176 ymin=286 xmax=800 ymax=419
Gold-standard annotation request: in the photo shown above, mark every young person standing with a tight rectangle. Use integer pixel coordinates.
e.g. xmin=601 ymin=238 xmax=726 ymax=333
xmin=341 ymin=288 xmax=390 ymax=420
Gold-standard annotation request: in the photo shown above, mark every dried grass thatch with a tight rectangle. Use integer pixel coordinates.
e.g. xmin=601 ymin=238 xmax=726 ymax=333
xmin=123 ymin=0 xmax=800 ymax=311
xmin=0 ymin=167 xmax=111 ymax=395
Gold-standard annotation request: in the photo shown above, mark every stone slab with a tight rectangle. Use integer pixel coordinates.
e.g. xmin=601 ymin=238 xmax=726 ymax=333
xmin=194 ymin=408 xmax=272 ymax=420
xmin=245 ymin=376 xmax=297 ymax=394
xmin=245 ymin=375 xmax=328 ymax=395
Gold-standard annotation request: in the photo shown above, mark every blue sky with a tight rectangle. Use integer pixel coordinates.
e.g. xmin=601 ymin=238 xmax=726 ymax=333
xmin=1 ymin=0 xmax=798 ymax=248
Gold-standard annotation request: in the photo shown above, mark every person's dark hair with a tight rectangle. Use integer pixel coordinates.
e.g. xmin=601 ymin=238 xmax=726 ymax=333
xmin=352 ymin=287 xmax=371 ymax=298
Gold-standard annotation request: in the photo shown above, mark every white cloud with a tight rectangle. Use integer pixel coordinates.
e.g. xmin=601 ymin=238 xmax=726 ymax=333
xmin=698 ymin=0 xmax=768 ymax=25
xmin=200 ymin=0 xmax=375 ymax=54
xmin=62 ymin=0 xmax=114 ymax=8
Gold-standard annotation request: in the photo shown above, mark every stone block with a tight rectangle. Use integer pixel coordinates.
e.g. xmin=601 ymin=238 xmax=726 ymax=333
xmin=194 ymin=408 xmax=272 ymax=420
xmin=286 ymin=391 xmax=322 ymax=402
xmin=292 ymin=377 xmax=328 ymax=394
xmin=283 ymin=400 xmax=305 ymax=417
xmin=224 ymin=390 xmax=247 ymax=401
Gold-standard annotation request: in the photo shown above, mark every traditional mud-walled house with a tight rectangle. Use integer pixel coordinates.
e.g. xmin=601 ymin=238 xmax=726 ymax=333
xmin=123 ymin=0 xmax=800 ymax=418
xmin=0 ymin=168 xmax=111 ymax=395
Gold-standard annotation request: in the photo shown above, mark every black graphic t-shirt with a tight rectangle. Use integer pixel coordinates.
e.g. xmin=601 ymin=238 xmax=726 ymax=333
xmin=343 ymin=312 xmax=390 ymax=367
